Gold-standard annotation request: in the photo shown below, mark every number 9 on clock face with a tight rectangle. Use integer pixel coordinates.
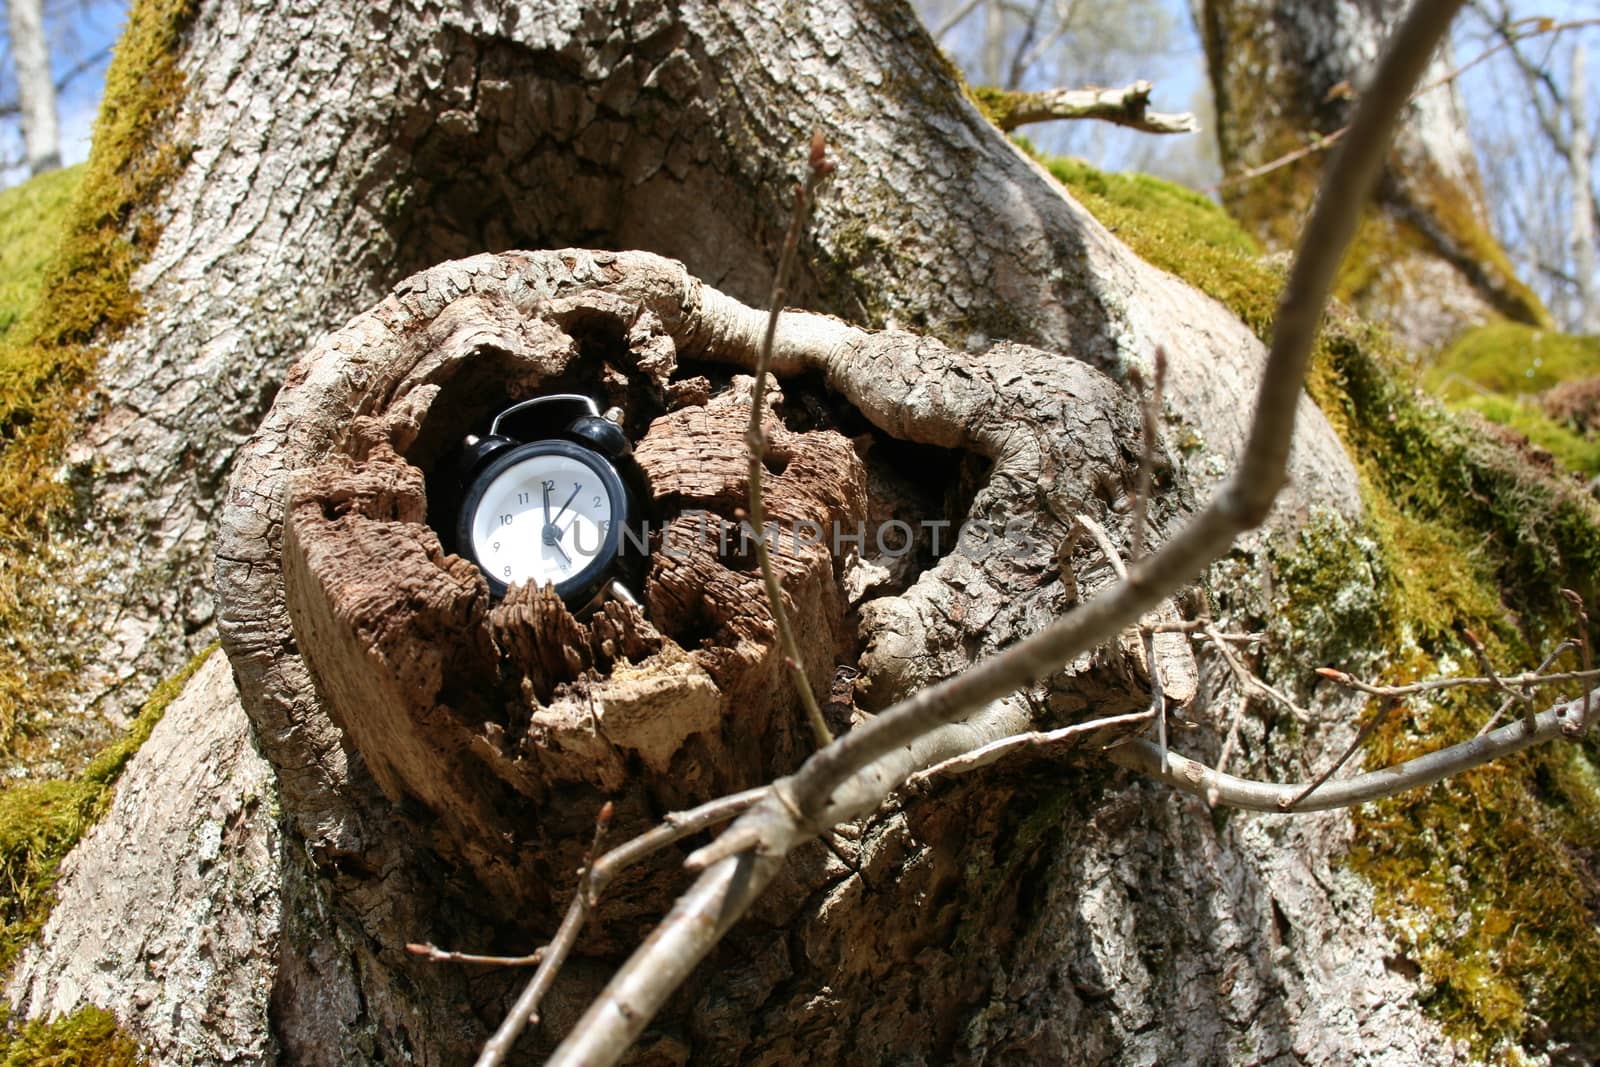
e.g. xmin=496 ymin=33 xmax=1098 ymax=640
xmin=457 ymin=439 xmax=629 ymax=603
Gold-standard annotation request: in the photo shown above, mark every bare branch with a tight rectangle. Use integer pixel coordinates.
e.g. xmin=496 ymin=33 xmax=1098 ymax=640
xmin=1111 ymin=687 xmax=1598 ymax=812
xmin=1203 ymin=621 xmax=1312 ymax=723
xmin=476 ymin=789 xmax=768 ymax=1066
xmin=406 ymin=943 xmax=544 ymax=968
xmin=1283 ymin=696 xmax=1401 ymax=810
xmin=906 ymin=708 xmax=1155 ymax=785
xmin=975 ymin=81 xmax=1199 ymax=134
xmin=1316 ymin=665 xmax=1600 ymax=698
xmin=1460 ymin=626 xmax=1536 ymax=731
xmin=933 ymin=0 xmax=986 ymax=42
xmin=1476 ymin=640 xmax=1573 ymax=737
xmin=541 ymin=1 xmax=1473 ymax=1060
xmin=1145 ymin=618 xmax=1263 ymax=643
xmin=746 ymin=132 xmax=836 ymax=749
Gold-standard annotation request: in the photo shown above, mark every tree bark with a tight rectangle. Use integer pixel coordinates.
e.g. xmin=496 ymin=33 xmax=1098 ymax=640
xmin=48 ymin=0 xmax=1355 ymax=739
xmin=8 ymin=650 xmax=280 ymax=1064
xmin=4 ymin=0 xmax=60 ymax=174
xmin=1203 ymin=0 xmax=1548 ymax=350
xmin=7 ymin=0 xmax=1485 ymax=1064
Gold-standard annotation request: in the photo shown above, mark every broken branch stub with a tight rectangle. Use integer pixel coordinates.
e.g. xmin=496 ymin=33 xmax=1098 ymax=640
xmin=218 ymin=249 xmax=1193 ymax=1024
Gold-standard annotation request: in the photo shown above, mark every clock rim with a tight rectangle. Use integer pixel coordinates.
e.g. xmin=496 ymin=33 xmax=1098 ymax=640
xmin=456 ymin=439 xmax=630 ymax=604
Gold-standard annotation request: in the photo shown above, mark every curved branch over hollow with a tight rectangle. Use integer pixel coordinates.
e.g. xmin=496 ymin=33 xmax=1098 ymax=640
xmin=544 ymin=0 xmax=1474 ymax=1061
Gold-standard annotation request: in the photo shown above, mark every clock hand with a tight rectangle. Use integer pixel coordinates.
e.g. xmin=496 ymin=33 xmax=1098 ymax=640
xmin=554 ymin=484 xmax=581 ymax=524
xmin=543 ymin=482 xmax=553 ymax=524
xmin=550 ymin=538 xmax=572 ymax=567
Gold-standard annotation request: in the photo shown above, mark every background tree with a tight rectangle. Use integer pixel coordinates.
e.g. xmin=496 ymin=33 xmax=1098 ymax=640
xmin=1461 ymin=5 xmax=1600 ymax=334
xmin=0 ymin=0 xmax=1595 ymax=1064
xmin=1202 ymin=0 xmax=1552 ymax=350
xmin=0 ymin=0 xmax=120 ymax=179
xmin=3 ymin=0 xmax=58 ymax=173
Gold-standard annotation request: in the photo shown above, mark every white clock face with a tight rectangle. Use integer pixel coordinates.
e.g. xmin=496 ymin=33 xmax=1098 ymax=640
xmin=468 ymin=450 xmax=618 ymax=592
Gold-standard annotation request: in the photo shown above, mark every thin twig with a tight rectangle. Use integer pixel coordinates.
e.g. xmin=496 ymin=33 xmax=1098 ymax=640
xmin=1207 ymin=690 xmax=1252 ymax=807
xmin=1076 ymin=513 xmax=1169 ymax=765
xmin=1460 ymin=626 xmax=1535 ymax=732
xmin=1143 ymin=619 xmax=1264 ymax=642
xmin=1316 ymin=665 xmax=1600 ymax=698
xmin=1204 ymin=621 xmax=1313 ymax=723
xmin=1283 ymin=696 xmax=1402 ymax=810
xmin=406 ymin=943 xmax=544 ymax=968
xmin=933 ymin=0 xmax=985 ymax=42
xmin=1113 ymin=687 xmax=1600 ymax=812
xmin=1076 ymin=513 xmax=1127 ymax=580
xmin=747 ymin=131 xmax=836 ymax=749
xmin=907 ymin=708 xmax=1155 ymax=785
xmin=1128 ymin=346 xmax=1166 ymax=562
xmin=1474 ymin=640 xmax=1573 ymax=738
xmin=476 ymin=789 xmax=767 ymax=1067
xmin=1563 ymin=589 xmax=1594 ymax=729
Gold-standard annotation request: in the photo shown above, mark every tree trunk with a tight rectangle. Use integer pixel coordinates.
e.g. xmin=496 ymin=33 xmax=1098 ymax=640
xmin=1567 ymin=47 xmax=1598 ymax=334
xmin=1202 ymin=0 xmax=1548 ymax=350
xmin=6 ymin=0 xmax=1487 ymax=1063
xmin=4 ymin=0 xmax=60 ymax=174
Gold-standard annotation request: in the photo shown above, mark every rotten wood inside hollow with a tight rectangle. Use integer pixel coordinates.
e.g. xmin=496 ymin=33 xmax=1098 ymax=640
xmin=279 ymin=295 xmax=878 ymax=935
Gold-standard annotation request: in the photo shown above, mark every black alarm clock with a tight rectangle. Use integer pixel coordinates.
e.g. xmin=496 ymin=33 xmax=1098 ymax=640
xmin=455 ymin=394 xmax=641 ymax=611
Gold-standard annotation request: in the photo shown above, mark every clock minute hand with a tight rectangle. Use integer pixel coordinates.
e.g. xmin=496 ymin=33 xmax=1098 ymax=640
xmin=554 ymin=484 xmax=582 ymax=525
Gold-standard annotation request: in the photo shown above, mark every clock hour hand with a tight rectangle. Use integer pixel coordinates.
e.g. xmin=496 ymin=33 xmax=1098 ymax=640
xmin=543 ymin=482 xmax=553 ymax=524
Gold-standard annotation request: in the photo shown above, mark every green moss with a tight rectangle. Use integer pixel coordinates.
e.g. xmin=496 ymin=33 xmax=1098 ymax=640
xmin=0 ymin=646 xmax=212 ymax=978
xmin=1454 ymin=395 xmax=1600 ymax=477
xmin=1431 ymin=323 xmax=1600 ymax=398
xmin=0 ymin=0 xmax=197 ymax=748
xmin=1049 ymin=156 xmax=1600 ymax=1052
xmin=0 ymin=1006 xmax=140 ymax=1065
xmin=1417 ymin=323 xmax=1600 ymax=478
xmin=0 ymin=167 xmax=84 ymax=343
xmin=1043 ymin=154 xmax=1261 ymax=262
xmin=1351 ymin=695 xmax=1600 ymax=1047
xmin=1266 ymin=511 xmax=1395 ymax=674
